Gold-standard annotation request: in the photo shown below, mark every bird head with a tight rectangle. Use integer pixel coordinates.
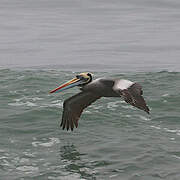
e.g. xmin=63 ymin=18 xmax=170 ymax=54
xmin=50 ymin=72 xmax=93 ymax=93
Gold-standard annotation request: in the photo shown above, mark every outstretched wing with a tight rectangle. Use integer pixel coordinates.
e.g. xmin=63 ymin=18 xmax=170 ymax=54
xmin=114 ymin=80 xmax=150 ymax=114
xmin=61 ymin=91 xmax=101 ymax=131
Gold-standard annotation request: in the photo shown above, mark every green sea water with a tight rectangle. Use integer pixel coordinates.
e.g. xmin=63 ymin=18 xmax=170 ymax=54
xmin=0 ymin=68 xmax=180 ymax=180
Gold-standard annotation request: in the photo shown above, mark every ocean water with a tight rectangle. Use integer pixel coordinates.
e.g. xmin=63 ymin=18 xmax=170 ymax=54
xmin=0 ymin=69 xmax=180 ymax=180
xmin=1 ymin=0 xmax=180 ymax=179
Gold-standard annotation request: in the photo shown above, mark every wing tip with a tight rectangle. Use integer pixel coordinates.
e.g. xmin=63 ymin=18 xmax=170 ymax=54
xmin=60 ymin=120 xmax=76 ymax=131
xmin=145 ymin=106 xmax=150 ymax=114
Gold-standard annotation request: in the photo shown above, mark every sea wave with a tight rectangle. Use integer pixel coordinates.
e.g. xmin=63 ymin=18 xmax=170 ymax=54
xmin=1 ymin=69 xmax=180 ymax=180
xmin=32 ymin=138 xmax=60 ymax=148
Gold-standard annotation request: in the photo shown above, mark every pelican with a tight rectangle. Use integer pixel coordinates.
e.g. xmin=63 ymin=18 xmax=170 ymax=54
xmin=50 ymin=72 xmax=150 ymax=131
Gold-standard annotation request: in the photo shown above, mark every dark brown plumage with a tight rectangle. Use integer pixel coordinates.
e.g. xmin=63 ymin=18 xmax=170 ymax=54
xmin=50 ymin=72 xmax=150 ymax=131
xmin=61 ymin=92 xmax=101 ymax=131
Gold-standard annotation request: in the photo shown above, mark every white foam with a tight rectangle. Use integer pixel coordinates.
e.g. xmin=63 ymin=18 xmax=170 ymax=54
xmin=172 ymin=155 xmax=180 ymax=160
xmin=170 ymin=138 xmax=175 ymax=141
xmin=23 ymin=152 xmax=36 ymax=158
xmin=0 ymin=156 xmax=8 ymax=160
xmin=26 ymin=101 xmax=37 ymax=107
xmin=121 ymin=105 xmax=135 ymax=110
xmin=150 ymin=125 xmax=161 ymax=130
xmin=125 ymin=115 xmax=132 ymax=118
xmin=52 ymin=100 xmax=62 ymax=103
xmin=19 ymin=158 xmax=30 ymax=164
xmin=47 ymin=102 xmax=63 ymax=108
xmin=42 ymin=99 xmax=63 ymax=108
xmin=109 ymin=174 xmax=119 ymax=178
xmin=50 ymin=173 xmax=86 ymax=180
xmin=163 ymin=128 xmax=180 ymax=136
xmin=16 ymin=166 xmax=39 ymax=174
xmin=32 ymin=138 xmax=60 ymax=147
xmin=17 ymin=75 xmax=25 ymax=80
xmin=92 ymin=105 xmax=103 ymax=110
xmin=138 ymin=115 xmax=151 ymax=121
xmin=9 ymin=90 xmax=17 ymax=94
xmin=107 ymin=101 xmax=119 ymax=110
xmin=162 ymin=93 xmax=169 ymax=97
xmin=151 ymin=126 xmax=180 ymax=136
xmin=31 ymin=97 xmax=43 ymax=101
xmin=15 ymin=96 xmax=43 ymax=102
xmin=163 ymin=128 xmax=179 ymax=133
xmin=8 ymin=101 xmax=37 ymax=107
xmin=84 ymin=110 xmax=92 ymax=114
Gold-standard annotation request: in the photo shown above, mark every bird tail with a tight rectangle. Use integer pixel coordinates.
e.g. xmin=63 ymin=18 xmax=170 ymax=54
xmin=121 ymin=83 xmax=150 ymax=114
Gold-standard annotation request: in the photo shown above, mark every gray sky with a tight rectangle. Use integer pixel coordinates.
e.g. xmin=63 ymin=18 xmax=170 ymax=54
xmin=0 ymin=0 xmax=180 ymax=71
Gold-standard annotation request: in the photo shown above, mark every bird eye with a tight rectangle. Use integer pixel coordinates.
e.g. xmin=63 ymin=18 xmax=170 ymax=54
xmin=81 ymin=77 xmax=86 ymax=80
xmin=76 ymin=75 xmax=86 ymax=81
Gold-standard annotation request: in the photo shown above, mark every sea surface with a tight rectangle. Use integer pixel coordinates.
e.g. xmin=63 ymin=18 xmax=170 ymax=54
xmin=0 ymin=69 xmax=180 ymax=180
xmin=1 ymin=0 xmax=180 ymax=180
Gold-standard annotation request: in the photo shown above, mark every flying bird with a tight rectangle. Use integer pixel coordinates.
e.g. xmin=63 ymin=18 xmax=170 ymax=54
xmin=50 ymin=72 xmax=150 ymax=131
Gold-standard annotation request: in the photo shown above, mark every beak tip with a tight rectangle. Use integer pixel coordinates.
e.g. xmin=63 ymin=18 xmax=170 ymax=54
xmin=49 ymin=89 xmax=55 ymax=94
xmin=49 ymin=77 xmax=80 ymax=94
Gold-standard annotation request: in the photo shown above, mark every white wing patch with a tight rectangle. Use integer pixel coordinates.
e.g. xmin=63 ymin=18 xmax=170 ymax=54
xmin=113 ymin=79 xmax=134 ymax=90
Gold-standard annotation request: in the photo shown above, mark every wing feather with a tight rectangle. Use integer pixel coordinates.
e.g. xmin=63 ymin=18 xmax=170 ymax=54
xmin=114 ymin=81 xmax=149 ymax=114
xmin=61 ymin=91 xmax=101 ymax=131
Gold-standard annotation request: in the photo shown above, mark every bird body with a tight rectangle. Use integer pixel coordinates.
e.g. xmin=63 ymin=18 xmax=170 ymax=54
xmin=50 ymin=72 xmax=150 ymax=131
xmin=82 ymin=78 xmax=117 ymax=97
